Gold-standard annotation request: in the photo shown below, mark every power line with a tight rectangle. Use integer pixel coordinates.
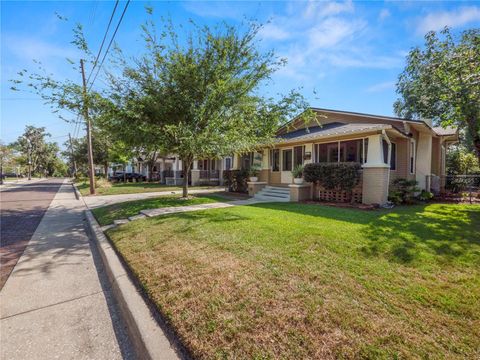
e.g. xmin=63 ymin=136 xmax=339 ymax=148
xmin=86 ymin=0 xmax=119 ymax=85
xmin=88 ymin=0 xmax=130 ymax=91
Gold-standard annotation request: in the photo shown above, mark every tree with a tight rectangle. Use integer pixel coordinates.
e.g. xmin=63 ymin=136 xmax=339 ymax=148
xmin=108 ymin=12 xmax=313 ymax=197
xmin=12 ymin=126 xmax=65 ymax=177
xmin=11 ymin=24 xmax=114 ymax=191
xmin=446 ymin=147 xmax=480 ymax=175
xmin=394 ymin=27 xmax=480 ymax=164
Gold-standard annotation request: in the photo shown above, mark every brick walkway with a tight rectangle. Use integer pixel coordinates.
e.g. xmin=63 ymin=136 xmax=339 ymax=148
xmin=0 ymin=178 xmax=64 ymax=289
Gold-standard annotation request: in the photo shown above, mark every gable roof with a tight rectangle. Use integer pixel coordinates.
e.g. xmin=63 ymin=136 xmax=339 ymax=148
xmin=278 ymin=107 xmax=434 ymax=135
xmin=276 ymin=122 xmax=392 ymax=144
xmin=433 ymin=126 xmax=458 ymax=136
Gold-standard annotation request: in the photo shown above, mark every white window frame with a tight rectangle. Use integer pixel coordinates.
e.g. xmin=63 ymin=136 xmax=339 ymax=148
xmin=410 ymin=138 xmax=416 ymax=174
xmin=390 ymin=142 xmax=397 ymax=171
xmin=313 ymin=137 xmax=368 ymax=164
xmin=281 ymin=147 xmax=293 ymax=171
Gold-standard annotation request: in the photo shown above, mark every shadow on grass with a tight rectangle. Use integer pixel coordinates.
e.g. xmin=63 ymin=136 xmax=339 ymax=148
xmin=254 ymin=202 xmax=480 ymax=264
xmin=162 ymin=201 xmax=480 ymax=265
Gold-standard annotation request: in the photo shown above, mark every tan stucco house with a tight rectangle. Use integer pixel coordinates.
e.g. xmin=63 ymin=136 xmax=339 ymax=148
xmin=230 ymin=108 xmax=458 ymax=205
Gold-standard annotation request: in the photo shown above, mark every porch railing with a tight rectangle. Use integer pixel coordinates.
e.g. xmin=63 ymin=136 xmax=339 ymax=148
xmin=199 ymin=170 xmax=220 ymax=179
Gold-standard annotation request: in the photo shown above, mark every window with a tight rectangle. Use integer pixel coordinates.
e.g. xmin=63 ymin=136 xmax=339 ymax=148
xmin=225 ymin=157 xmax=231 ymax=170
xmin=390 ymin=143 xmax=396 ymax=170
xmin=315 ymin=139 xmax=366 ymax=163
xmin=410 ymin=139 xmax=416 ymax=173
xmin=270 ymin=149 xmax=280 ymax=171
xmin=344 ymin=139 xmax=364 ymax=162
xmin=293 ymin=146 xmax=304 ymax=167
xmin=382 ymin=139 xmax=389 ymax=165
xmin=282 ymin=149 xmax=292 ymax=171
xmin=241 ymin=153 xmax=253 ymax=169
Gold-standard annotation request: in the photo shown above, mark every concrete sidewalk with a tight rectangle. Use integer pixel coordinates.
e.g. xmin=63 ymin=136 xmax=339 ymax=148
xmin=83 ymin=187 xmax=225 ymax=209
xmin=0 ymin=180 xmax=133 ymax=359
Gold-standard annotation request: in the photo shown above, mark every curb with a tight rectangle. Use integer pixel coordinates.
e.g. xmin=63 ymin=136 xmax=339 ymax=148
xmin=85 ymin=210 xmax=183 ymax=360
xmin=72 ymin=182 xmax=81 ymax=200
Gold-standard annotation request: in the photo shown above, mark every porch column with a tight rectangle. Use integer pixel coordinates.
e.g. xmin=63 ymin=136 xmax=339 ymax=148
xmin=416 ymin=133 xmax=432 ymax=190
xmin=218 ymin=158 xmax=225 ymax=186
xmin=191 ymin=159 xmax=200 ymax=186
xmin=362 ymin=134 xmax=390 ymax=205
xmin=232 ymin=154 xmax=241 ymax=170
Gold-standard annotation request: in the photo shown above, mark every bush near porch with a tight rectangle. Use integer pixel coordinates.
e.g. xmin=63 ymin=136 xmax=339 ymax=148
xmin=304 ymin=162 xmax=363 ymax=202
xmin=106 ymin=203 xmax=480 ymax=359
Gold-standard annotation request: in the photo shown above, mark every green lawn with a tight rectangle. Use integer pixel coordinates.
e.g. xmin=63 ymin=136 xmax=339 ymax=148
xmin=107 ymin=203 xmax=480 ymax=359
xmin=92 ymin=193 xmax=231 ymax=226
xmin=76 ymin=180 xmax=218 ymax=196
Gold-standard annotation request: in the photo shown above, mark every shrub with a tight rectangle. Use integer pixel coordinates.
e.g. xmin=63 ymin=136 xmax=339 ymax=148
xmin=389 ymin=178 xmax=419 ymax=204
xmin=303 ymin=162 xmax=361 ymax=191
xmin=249 ymin=165 xmax=260 ymax=177
xmin=418 ymin=190 xmax=434 ymax=201
xmin=291 ymin=164 xmax=304 ymax=178
xmin=223 ymin=169 xmax=249 ymax=193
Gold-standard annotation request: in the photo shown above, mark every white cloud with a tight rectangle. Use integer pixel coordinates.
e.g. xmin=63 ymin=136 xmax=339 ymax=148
xmin=366 ymin=81 xmax=396 ymax=93
xmin=308 ymin=17 xmax=366 ymax=49
xmin=259 ymin=23 xmax=290 ymax=40
xmin=417 ymin=6 xmax=480 ymax=34
xmin=303 ymin=0 xmax=354 ymax=19
xmin=379 ymin=9 xmax=391 ymax=21
xmin=4 ymin=35 xmax=77 ymax=61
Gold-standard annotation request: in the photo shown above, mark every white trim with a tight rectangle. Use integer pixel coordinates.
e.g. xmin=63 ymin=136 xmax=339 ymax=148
xmin=281 ymin=148 xmax=293 ymax=171
xmin=389 ymin=142 xmax=397 ymax=171
xmin=313 ymin=137 xmax=368 ymax=164
xmin=410 ymin=138 xmax=416 ymax=174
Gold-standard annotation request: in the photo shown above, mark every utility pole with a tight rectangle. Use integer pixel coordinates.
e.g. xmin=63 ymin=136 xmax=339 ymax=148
xmin=27 ymin=138 xmax=32 ymax=181
xmin=80 ymin=59 xmax=96 ymax=195
xmin=68 ymin=133 xmax=78 ymax=178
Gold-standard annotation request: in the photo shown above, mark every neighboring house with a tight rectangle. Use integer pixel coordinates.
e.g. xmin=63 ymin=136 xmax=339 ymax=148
xmin=231 ymin=108 xmax=458 ymax=205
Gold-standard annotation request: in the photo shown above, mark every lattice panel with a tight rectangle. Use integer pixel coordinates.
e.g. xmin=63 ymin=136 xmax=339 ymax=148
xmin=316 ymin=186 xmax=362 ymax=203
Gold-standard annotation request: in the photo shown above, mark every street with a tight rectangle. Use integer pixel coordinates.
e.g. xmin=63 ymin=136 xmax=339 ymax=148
xmin=0 ymin=179 xmax=133 ymax=359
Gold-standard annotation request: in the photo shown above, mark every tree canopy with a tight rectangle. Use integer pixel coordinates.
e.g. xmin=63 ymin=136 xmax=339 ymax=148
xmin=394 ymin=27 xmax=480 ymax=164
xmin=12 ymin=126 xmax=66 ymax=176
xmin=107 ymin=13 xmax=313 ymax=196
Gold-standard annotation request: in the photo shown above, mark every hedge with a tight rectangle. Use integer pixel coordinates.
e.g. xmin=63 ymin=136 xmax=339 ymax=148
xmin=303 ymin=162 xmax=362 ymax=192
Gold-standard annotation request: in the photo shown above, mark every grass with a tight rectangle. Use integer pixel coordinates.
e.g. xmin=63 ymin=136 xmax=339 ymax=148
xmin=92 ymin=193 xmax=231 ymax=226
xmin=107 ymin=203 xmax=480 ymax=359
xmin=76 ymin=179 xmax=218 ymax=196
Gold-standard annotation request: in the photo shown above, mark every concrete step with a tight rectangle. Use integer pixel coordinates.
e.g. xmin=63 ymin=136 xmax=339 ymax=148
xmin=254 ymin=194 xmax=290 ymax=202
xmin=256 ymin=192 xmax=289 ymax=199
xmin=265 ymin=185 xmax=290 ymax=192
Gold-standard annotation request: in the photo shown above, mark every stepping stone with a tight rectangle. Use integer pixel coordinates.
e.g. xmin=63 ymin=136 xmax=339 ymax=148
xmin=128 ymin=214 xmax=147 ymax=221
xmin=113 ymin=219 xmax=130 ymax=226
xmin=101 ymin=224 xmax=116 ymax=232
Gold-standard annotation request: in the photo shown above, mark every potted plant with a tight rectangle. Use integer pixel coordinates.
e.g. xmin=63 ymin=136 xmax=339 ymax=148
xmin=249 ymin=165 xmax=260 ymax=182
xmin=292 ymin=164 xmax=304 ymax=184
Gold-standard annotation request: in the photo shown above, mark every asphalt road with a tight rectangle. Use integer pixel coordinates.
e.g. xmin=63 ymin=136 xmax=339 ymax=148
xmin=0 ymin=178 xmax=64 ymax=289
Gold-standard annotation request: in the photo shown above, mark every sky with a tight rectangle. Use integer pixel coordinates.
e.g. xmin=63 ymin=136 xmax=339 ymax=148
xmin=2 ymin=0 xmax=480 ymax=149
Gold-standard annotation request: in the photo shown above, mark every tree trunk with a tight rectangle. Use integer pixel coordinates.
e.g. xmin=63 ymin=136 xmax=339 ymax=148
xmin=182 ymin=157 xmax=192 ymax=198
xmin=473 ymin=135 xmax=480 ymax=167
xmin=104 ymin=163 xmax=109 ymax=179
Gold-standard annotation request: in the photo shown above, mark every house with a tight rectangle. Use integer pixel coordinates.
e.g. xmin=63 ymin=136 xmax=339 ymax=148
xmin=231 ymin=108 xmax=458 ymax=205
